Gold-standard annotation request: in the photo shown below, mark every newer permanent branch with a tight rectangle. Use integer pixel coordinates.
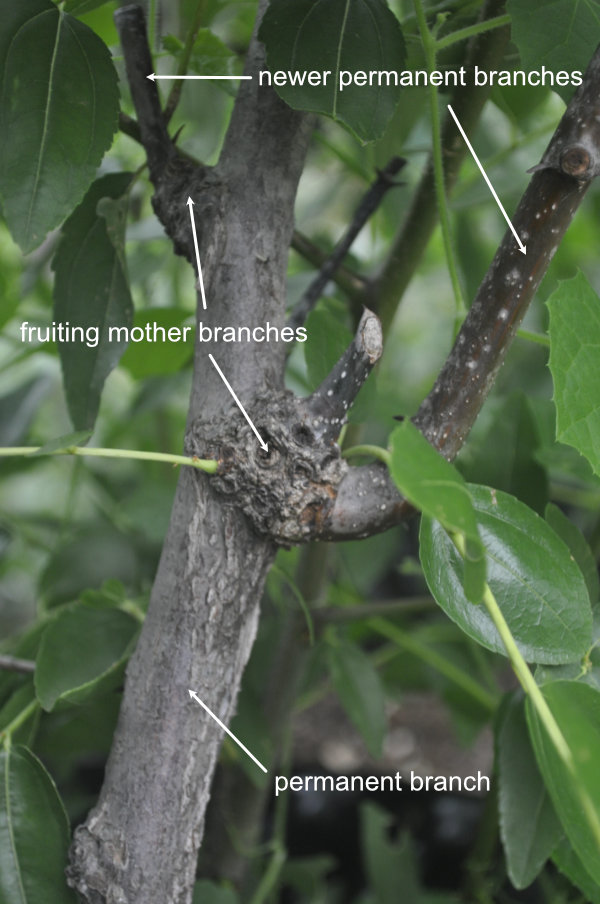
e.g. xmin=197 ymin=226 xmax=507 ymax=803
xmin=320 ymin=42 xmax=600 ymax=541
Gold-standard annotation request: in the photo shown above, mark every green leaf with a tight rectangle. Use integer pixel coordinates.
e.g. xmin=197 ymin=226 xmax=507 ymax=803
xmin=35 ymin=603 xmax=139 ymax=711
xmin=0 ymin=376 xmax=50 ymax=446
xmin=64 ymin=0 xmax=114 ymax=13
xmin=192 ymin=880 xmax=240 ymax=904
xmin=461 ymin=392 xmax=548 ymax=515
xmin=553 ymin=836 xmax=600 ymax=904
xmin=507 ymin=0 xmax=599 ymax=102
xmin=0 ymin=0 xmax=119 ymax=252
xmin=119 ymin=309 xmax=194 ymax=379
xmin=420 ymin=485 xmax=592 ymax=664
xmin=259 ymin=0 xmax=405 ymax=143
xmin=327 ymin=640 xmax=386 ymax=757
xmin=547 ymin=272 xmax=600 ymax=476
xmin=497 ymin=693 xmax=563 ymax=888
xmin=52 ymin=173 xmax=134 ymax=430
xmin=545 ymin=503 xmax=600 ymax=605
xmin=0 ymin=745 xmax=76 ymax=903
xmin=304 ymin=306 xmax=353 ymax=390
xmin=163 ymin=30 xmax=241 ymax=96
xmin=390 ymin=421 xmax=485 ymax=602
xmin=526 ymin=680 xmax=600 ymax=884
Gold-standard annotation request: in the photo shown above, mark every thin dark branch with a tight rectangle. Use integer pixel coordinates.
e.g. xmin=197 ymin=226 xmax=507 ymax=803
xmin=0 ymin=654 xmax=36 ymax=675
xmin=114 ymin=5 xmax=175 ymax=184
xmin=368 ymin=0 xmax=511 ymax=333
xmin=320 ymin=42 xmax=600 ymax=541
xmin=288 ymin=157 xmax=406 ymax=330
xmin=119 ymin=111 xmax=142 ymax=144
xmin=302 ymin=309 xmax=383 ymax=443
xmin=291 ymin=230 xmax=367 ymax=298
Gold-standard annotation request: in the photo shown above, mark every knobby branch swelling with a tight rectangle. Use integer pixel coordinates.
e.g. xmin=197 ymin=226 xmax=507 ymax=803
xmin=66 ymin=3 xmax=600 ymax=902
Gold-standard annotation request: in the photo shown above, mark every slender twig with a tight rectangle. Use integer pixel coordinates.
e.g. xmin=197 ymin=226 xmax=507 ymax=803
xmin=290 ymin=230 xmax=367 ymax=299
xmin=164 ymin=0 xmax=205 ymax=124
xmin=413 ymin=0 xmax=465 ymax=318
xmin=288 ymin=158 xmax=406 ymax=330
xmin=0 ymin=446 xmax=217 ymax=474
xmin=370 ymin=616 xmax=498 ymax=712
xmin=0 ymin=655 xmax=36 ymax=675
xmin=114 ymin=5 xmax=174 ymax=185
xmin=435 ymin=14 xmax=511 ymax=51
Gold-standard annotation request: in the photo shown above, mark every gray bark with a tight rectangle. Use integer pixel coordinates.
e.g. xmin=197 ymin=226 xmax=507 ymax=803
xmin=67 ymin=4 xmax=313 ymax=901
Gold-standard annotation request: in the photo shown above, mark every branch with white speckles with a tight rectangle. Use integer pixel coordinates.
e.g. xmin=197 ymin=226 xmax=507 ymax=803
xmin=319 ymin=42 xmax=600 ymax=541
xmin=302 ymin=308 xmax=383 ymax=444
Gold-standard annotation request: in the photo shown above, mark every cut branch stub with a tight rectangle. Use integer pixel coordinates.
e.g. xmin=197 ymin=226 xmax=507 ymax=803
xmin=304 ymin=308 xmax=383 ymax=443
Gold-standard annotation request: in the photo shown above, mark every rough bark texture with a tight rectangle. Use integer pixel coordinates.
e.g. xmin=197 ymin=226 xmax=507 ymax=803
xmin=67 ymin=4 xmax=314 ymax=902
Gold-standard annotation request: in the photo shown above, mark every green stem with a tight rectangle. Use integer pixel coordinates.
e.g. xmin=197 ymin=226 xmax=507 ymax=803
xmin=342 ymin=444 xmax=391 ymax=466
xmin=435 ymin=14 xmax=511 ymax=51
xmin=452 ymin=533 xmax=600 ymax=849
xmin=369 ymin=616 xmax=497 ymax=712
xmin=516 ymin=328 xmax=550 ymax=348
xmin=413 ymin=0 xmax=465 ymax=318
xmin=1 ymin=700 xmax=39 ymax=747
xmin=0 ymin=446 xmax=217 ymax=474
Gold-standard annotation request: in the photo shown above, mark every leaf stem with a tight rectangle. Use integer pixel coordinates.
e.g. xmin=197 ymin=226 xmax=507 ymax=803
xmin=369 ymin=616 xmax=497 ymax=712
xmin=452 ymin=533 xmax=600 ymax=849
xmin=342 ymin=444 xmax=391 ymax=466
xmin=1 ymin=700 xmax=39 ymax=747
xmin=0 ymin=446 xmax=218 ymax=474
xmin=435 ymin=14 xmax=511 ymax=52
xmin=413 ymin=0 xmax=465 ymax=318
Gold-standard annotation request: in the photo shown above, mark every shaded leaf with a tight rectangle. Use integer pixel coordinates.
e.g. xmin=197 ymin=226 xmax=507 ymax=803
xmin=526 ymin=680 xmax=600 ymax=884
xmin=461 ymin=392 xmax=548 ymax=514
xmin=119 ymin=309 xmax=194 ymax=379
xmin=497 ymin=693 xmax=563 ymax=888
xmin=0 ymin=0 xmax=119 ymax=252
xmin=0 ymin=745 xmax=76 ymax=903
xmin=259 ymin=0 xmax=405 ymax=142
xmin=545 ymin=503 xmax=599 ymax=605
xmin=164 ymin=30 xmax=241 ymax=96
xmin=192 ymin=880 xmax=240 ymax=904
xmin=553 ymin=836 xmax=600 ymax=904
xmin=52 ymin=173 xmax=134 ymax=430
xmin=327 ymin=640 xmax=386 ymax=757
xmin=420 ymin=485 xmax=591 ymax=664
xmin=507 ymin=0 xmax=599 ymax=102
xmin=0 ymin=377 xmax=51 ymax=446
xmin=390 ymin=421 xmax=485 ymax=602
xmin=547 ymin=272 xmax=600 ymax=477
xmin=35 ymin=603 xmax=139 ymax=711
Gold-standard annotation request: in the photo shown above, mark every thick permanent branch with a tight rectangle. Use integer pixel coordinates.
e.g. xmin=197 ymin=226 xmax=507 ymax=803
xmin=320 ymin=42 xmax=600 ymax=541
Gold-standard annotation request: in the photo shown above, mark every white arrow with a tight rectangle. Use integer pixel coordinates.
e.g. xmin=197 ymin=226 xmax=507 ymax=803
xmin=186 ymin=197 xmax=207 ymax=310
xmin=447 ymin=105 xmax=526 ymax=255
xmin=147 ymin=73 xmax=252 ymax=81
xmin=188 ymin=689 xmax=267 ymax=773
xmin=208 ymin=355 xmax=269 ymax=452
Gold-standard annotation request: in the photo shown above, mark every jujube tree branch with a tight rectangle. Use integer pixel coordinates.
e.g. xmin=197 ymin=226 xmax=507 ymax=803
xmin=321 ymin=42 xmax=600 ymax=541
